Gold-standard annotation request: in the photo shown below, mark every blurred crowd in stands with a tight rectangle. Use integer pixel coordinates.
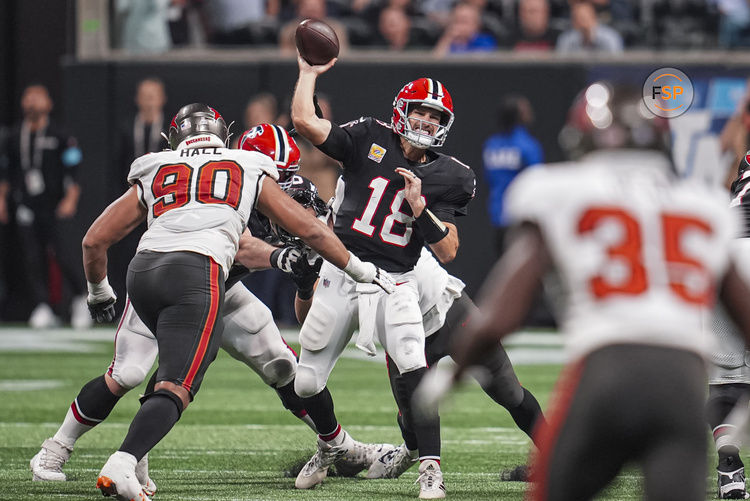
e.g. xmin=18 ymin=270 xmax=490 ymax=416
xmin=114 ymin=0 xmax=750 ymax=55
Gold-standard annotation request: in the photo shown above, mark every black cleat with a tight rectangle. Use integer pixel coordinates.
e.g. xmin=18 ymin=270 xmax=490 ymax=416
xmin=500 ymin=464 xmax=529 ymax=482
xmin=718 ymin=466 xmax=749 ymax=499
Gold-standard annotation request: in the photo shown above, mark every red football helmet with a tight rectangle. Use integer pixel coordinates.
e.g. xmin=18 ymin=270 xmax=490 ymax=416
xmin=392 ymin=78 xmax=454 ymax=148
xmin=238 ymin=124 xmax=301 ymax=188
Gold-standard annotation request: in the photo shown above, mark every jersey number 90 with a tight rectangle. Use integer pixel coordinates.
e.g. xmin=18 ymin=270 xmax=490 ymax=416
xmin=151 ymin=160 xmax=244 ymax=218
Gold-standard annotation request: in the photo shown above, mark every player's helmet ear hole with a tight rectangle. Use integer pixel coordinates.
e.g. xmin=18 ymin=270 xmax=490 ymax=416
xmin=168 ymin=103 xmax=229 ymax=150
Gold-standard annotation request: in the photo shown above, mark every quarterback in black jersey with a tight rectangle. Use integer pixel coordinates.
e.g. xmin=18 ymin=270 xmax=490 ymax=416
xmin=290 ymin=54 xmax=474 ymax=498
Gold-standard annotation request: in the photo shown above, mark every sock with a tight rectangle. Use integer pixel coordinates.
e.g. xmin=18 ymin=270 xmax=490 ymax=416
xmin=119 ymin=392 xmax=181 ymax=462
xmin=54 ymin=375 xmax=121 ymax=448
xmin=319 ymin=423 xmax=344 ymax=444
xmin=300 ymin=386 xmax=339 ymax=439
xmin=420 ymin=457 xmax=440 ymax=465
xmin=397 ymin=412 xmax=419 ymax=452
xmin=505 ymin=388 xmax=546 ymax=447
xmin=397 ymin=368 xmax=441 ymax=459
xmin=275 ymin=380 xmax=316 ymax=430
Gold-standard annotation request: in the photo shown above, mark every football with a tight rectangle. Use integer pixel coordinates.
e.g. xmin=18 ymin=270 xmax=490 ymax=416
xmin=295 ymin=19 xmax=340 ymax=66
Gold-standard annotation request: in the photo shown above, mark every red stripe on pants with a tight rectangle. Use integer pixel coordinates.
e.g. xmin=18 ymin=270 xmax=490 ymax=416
xmin=107 ymin=298 xmax=131 ymax=376
xmin=527 ymin=360 xmax=585 ymax=501
xmin=183 ymin=260 xmax=220 ymax=393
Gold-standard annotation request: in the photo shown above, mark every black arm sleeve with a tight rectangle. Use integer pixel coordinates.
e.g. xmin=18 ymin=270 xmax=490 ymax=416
xmin=316 ymin=124 xmax=355 ymax=164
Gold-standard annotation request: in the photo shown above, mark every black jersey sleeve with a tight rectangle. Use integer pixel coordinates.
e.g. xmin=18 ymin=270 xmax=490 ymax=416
xmin=429 ymin=162 xmax=476 ymax=225
xmin=316 ymin=117 xmax=373 ymax=170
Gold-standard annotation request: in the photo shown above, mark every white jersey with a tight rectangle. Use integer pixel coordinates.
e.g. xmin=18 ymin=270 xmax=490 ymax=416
xmin=506 ymin=150 xmax=739 ymax=362
xmin=128 ymin=146 xmax=278 ymax=275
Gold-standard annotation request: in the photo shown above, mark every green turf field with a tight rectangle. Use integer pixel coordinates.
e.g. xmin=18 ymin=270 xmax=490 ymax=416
xmin=0 ymin=327 xmax=732 ymax=500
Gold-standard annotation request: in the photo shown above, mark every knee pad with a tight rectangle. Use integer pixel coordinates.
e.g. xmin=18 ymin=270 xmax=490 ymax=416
xmin=139 ymin=388 xmax=184 ymax=417
xmin=385 ymin=289 xmax=426 ymax=373
xmin=110 ymin=364 xmax=148 ymax=390
xmin=261 ymin=353 xmax=297 ymax=388
xmin=224 ymin=285 xmax=274 ymax=334
xmin=299 ymin=301 xmax=336 ymax=352
xmin=295 ymin=364 xmax=325 ymax=398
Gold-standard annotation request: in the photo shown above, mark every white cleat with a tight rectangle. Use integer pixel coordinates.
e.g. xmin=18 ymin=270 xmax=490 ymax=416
xmin=71 ymin=294 xmax=93 ymax=329
xmin=416 ymin=459 xmax=446 ymax=499
xmin=335 ymin=441 xmax=396 ymax=477
xmin=30 ymin=438 xmax=72 ymax=481
xmin=96 ymin=451 xmax=151 ymax=501
xmin=135 ymin=453 xmax=157 ymax=497
xmin=295 ymin=431 xmax=353 ymax=489
xmin=366 ymin=443 xmax=418 ymax=479
xmin=29 ymin=303 xmax=59 ymax=329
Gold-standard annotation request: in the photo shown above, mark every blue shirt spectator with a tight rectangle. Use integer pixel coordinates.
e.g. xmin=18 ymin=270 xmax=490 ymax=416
xmin=434 ymin=3 xmax=497 ymax=56
xmin=482 ymin=96 xmax=543 ymax=234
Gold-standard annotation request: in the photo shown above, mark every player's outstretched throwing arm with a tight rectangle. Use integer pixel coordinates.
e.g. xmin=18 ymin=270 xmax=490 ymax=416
xmin=254 ymin=177 xmax=394 ymax=293
xmin=81 ymin=186 xmax=148 ymax=322
xmin=290 ymin=55 xmax=336 ymax=146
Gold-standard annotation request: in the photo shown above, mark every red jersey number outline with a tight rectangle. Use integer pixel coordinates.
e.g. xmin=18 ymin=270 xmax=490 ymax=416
xmin=577 ymin=206 xmax=713 ymax=305
xmin=151 ymin=160 xmax=244 ymax=218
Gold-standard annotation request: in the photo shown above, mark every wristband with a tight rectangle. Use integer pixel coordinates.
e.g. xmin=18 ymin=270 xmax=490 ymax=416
xmin=87 ymin=276 xmax=111 ymax=296
xmin=414 ymin=209 xmax=449 ymax=244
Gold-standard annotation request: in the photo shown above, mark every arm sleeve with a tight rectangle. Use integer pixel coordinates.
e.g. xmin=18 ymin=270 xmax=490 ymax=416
xmin=429 ymin=166 xmax=476 ymax=225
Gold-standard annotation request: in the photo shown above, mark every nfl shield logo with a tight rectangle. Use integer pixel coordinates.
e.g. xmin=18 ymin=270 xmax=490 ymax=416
xmin=322 ymin=278 xmax=331 ymax=288
xmin=368 ymin=143 xmax=386 ymax=163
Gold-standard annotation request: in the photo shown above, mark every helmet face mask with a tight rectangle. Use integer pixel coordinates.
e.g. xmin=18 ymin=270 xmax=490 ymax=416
xmin=268 ymin=181 xmax=328 ymax=249
xmin=238 ymin=124 xmax=301 ymax=188
xmin=168 ymin=103 xmax=228 ymax=150
xmin=392 ymin=78 xmax=454 ymax=149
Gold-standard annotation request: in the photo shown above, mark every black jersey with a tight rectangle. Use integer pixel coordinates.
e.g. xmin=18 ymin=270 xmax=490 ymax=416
xmin=318 ymin=117 xmax=475 ymax=272
xmin=730 ymin=153 xmax=750 ymax=238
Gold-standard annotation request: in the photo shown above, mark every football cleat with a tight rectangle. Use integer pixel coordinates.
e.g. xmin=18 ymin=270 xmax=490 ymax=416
xmin=135 ymin=453 xmax=157 ymax=497
xmin=30 ymin=438 xmax=72 ymax=481
xmin=366 ymin=443 xmax=418 ymax=479
xmin=718 ymin=466 xmax=750 ymax=499
xmin=29 ymin=303 xmax=59 ymax=329
xmin=416 ymin=459 xmax=446 ymax=499
xmin=500 ymin=464 xmax=529 ymax=482
xmin=96 ymin=451 xmax=151 ymax=501
xmin=295 ymin=431 xmax=353 ymax=489
xmin=70 ymin=294 xmax=93 ymax=329
xmin=334 ymin=441 xmax=396 ymax=477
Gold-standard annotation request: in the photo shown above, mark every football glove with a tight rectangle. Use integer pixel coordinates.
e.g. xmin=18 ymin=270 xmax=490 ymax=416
xmin=290 ymin=253 xmax=323 ymax=300
xmin=87 ymin=277 xmax=117 ymax=323
xmin=343 ymin=251 xmax=395 ymax=294
xmin=270 ymin=246 xmax=302 ymax=273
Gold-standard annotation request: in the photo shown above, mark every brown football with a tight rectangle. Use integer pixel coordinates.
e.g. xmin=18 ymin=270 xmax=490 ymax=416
xmin=295 ymin=19 xmax=340 ymax=66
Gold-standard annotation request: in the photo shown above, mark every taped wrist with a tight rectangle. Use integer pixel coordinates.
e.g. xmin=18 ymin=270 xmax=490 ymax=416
xmin=414 ymin=209 xmax=449 ymax=244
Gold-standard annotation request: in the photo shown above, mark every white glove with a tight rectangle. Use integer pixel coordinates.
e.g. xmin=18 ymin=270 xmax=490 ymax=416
xmin=270 ymin=246 xmax=302 ymax=273
xmin=87 ymin=277 xmax=117 ymax=323
xmin=343 ymin=251 xmax=395 ymax=293
xmin=411 ymin=367 xmax=457 ymax=421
